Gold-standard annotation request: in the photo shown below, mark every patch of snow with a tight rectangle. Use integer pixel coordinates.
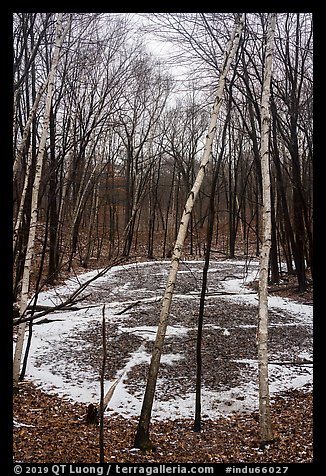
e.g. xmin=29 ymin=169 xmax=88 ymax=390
xmin=13 ymin=419 xmax=35 ymax=428
xmin=269 ymin=363 xmax=313 ymax=393
xmin=117 ymin=325 xmax=189 ymax=341
xmin=268 ymin=297 xmax=313 ymax=326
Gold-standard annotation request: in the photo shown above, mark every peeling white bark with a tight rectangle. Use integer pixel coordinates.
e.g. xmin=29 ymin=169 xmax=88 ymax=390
xmin=257 ymin=13 xmax=277 ymax=444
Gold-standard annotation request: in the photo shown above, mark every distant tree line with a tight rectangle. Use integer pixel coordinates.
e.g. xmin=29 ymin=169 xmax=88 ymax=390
xmin=13 ymin=12 xmax=313 ymax=306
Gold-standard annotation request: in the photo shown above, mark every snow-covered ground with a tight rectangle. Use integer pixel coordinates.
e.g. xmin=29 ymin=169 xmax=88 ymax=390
xmin=23 ymin=259 xmax=313 ymax=420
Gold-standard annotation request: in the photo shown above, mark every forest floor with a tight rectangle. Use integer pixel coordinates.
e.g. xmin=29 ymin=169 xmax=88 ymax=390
xmin=13 ymin=381 xmax=312 ymax=463
xmin=13 ymin=257 xmax=313 ymax=463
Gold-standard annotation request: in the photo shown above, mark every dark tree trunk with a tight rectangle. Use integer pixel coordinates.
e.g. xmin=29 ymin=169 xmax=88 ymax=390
xmin=162 ymin=162 xmax=176 ymax=258
xmin=269 ymin=182 xmax=280 ymax=284
xmin=194 ymin=108 xmax=226 ymax=432
xmin=47 ymin=107 xmax=60 ymax=283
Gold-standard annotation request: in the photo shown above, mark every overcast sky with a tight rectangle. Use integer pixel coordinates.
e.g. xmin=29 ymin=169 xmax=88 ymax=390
xmin=130 ymin=13 xmax=190 ymax=82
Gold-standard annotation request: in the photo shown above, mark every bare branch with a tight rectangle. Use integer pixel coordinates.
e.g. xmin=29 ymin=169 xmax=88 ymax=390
xmin=13 ymin=257 xmax=126 ymax=326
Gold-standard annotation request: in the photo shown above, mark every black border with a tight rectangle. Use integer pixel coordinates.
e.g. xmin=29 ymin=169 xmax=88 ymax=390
xmin=5 ymin=4 xmax=321 ymax=473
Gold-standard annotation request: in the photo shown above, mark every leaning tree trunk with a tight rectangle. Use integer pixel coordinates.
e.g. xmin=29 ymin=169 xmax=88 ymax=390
xmin=257 ymin=12 xmax=276 ymax=446
xmin=134 ymin=13 xmax=245 ymax=450
xmin=13 ymin=13 xmax=69 ymax=388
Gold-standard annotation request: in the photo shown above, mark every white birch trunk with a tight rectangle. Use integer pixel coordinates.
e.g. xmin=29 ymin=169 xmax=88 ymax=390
xmin=57 ymin=151 xmax=73 ymax=232
xmin=13 ymin=80 xmax=48 ymax=181
xmin=134 ymin=13 xmax=245 ymax=449
xmin=13 ymin=14 xmax=69 ymax=386
xmin=257 ymin=13 xmax=276 ymax=445
xmin=13 ymin=144 xmax=33 ymax=253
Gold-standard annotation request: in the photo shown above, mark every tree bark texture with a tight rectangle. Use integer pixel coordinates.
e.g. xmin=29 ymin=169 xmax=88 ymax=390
xmin=134 ymin=13 xmax=245 ymax=450
xmin=13 ymin=81 xmax=47 ymax=181
xmin=257 ymin=12 xmax=276 ymax=446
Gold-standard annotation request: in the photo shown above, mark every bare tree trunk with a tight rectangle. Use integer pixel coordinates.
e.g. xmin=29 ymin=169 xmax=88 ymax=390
xmin=19 ymin=202 xmax=51 ymax=381
xmin=13 ymin=81 xmax=47 ymax=181
xmin=194 ymin=105 xmax=229 ymax=431
xmin=194 ymin=158 xmax=221 ymax=432
xmin=13 ymin=13 xmax=70 ymax=387
xmin=134 ymin=13 xmax=244 ymax=450
xmin=13 ymin=143 xmax=33 ymax=254
xmin=99 ymin=305 xmax=106 ymax=463
xmin=56 ymin=150 xmax=73 ymax=269
xmin=257 ymin=12 xmax=276 ymax=446
xmin=269 ymin=180 xmax=280 ymax=284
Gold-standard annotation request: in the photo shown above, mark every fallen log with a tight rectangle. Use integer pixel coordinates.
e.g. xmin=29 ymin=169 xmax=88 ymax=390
xmin=13 ymin=256 xmax=127 ymax=327
xmin=115 ymin=301 xmax=141 ymax=315
xmin=27 ymin=304 xmax=80 ymax=312
xmin=34 ymin=318 xmax=66 ymax=325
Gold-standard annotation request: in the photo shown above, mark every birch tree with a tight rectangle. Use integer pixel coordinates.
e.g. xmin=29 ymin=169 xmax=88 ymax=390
xmin=13 ymin=13 xmax=70 ymax=387
xmin=13 ymin=81 xmax=47 ymax=181
xmin=257 ymin=12 xmax=276 ymax=445
xmin=134 ymin=13 xmax=244 ymax=450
